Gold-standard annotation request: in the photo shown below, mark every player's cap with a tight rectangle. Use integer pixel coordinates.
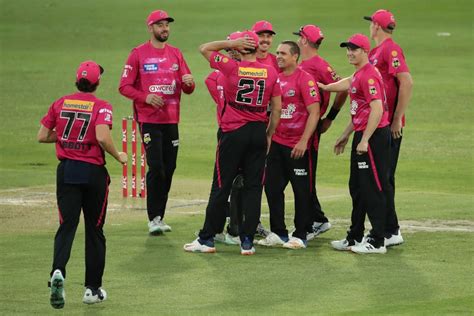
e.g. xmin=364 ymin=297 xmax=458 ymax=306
xmin=340 ymin=34 xmax=370 ymax=52
xmin=363 ymin=9 xmax=396 ymax=30
xmin=252 ymin=20 xmax=276 ymax=35
xmin=239 ymin=30 xmax=259 ymax=49
xmin=76 ymin=60 xmax=104 ymax=84
xmin=292 ymin=25 xmax=324 ymax=44
xmin=147 ymin=10 xmax=174 ymax=25
xmin=227 ymin=31 xmax=242 ymax=41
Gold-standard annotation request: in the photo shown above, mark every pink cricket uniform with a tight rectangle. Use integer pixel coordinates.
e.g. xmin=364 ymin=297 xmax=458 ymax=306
xmin=257 ymin=53 xmax=279 ymax=71
xmin=209 ymin=52 xmax=281 ymax=132
xmin=119 ymin=42 xmax=195 ymax=124
xmin=369 ymin=38 xmax=410 ymax=124
xmin=41 ymin=92 xmax=113 ymax=165
xmin=205 ymin=70 xmax=226 ymax=127
xmin=349 ymin=63 xmax=389 ymax=132
xmin=273 ymin=68 xmax=320 ymax=148
xmin=299 ymin=55 xmax=341 ymax=150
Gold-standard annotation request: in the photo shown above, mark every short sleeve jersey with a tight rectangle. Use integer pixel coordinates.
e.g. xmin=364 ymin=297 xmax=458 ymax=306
xmin=369 ymin=38 xmax=410 ymax=124
xmin=119 ymin=42 xmax=193 ymax=124
xmin=210 ymin=52 xmax=281 ymax=132
xmin=349 ymin=63 xmax=389 ymax=132
xmin=40 ymin=92 xmax=113 ymax=165
xmin=273 ymin=68 xmax=320 ymax=148
xmin=257 ymin=53 xmax=279 ymax=72
xmin=205 ymin=70 xmax=226 ymax=127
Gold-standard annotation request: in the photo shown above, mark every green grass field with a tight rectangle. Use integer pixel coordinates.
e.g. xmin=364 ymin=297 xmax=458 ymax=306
xmin=0 ymin=0 xmax=473 ymax=314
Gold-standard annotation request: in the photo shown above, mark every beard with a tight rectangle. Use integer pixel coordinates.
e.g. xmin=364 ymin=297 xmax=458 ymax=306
xmin=154 ymin=31 xmax=169 ymax=42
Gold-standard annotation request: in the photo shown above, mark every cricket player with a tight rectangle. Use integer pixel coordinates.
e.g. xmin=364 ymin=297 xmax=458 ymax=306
xmin=184 ymin=31 xmax=282 ymax=255
xmin=38 ymin=61 xmax=127 ymax=308
xmin=258 ymin=41 xmax=321 ymax=249
xmin=293 ymin=24 xmax=348 ymax=239
xmin=364 ymin=9 xmax=413 ymax=246
xmin=252 ymin=20 xmax=279 ymax=70
xmin=119 ymin=10 xmax=195 ymax=235
xmin=319 ymin=34 xmax=391 ymax=254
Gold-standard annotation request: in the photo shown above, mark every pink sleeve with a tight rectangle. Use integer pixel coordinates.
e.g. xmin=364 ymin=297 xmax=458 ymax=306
xmin=322 ymin=63 xmax=341 ymax=84
xmin=40 ymin=101 xmax=58 ymax=129
xmin=209 ymin=52 xmax=237 ymax=76
xmin=387 ymin=45 xmax=410 ymax=76
xmin=205 ymin=71 xmax=220 ymax=105
xmin=96 ymin=102 xmax=113 ymax=128
xmin=362 ymin=77 xmax=383 ymax=103
xmin=300 ymin=73 xmax=320 ymax=106
xmin=178 ymin=50 xmax=195 ymax=94
xmin=270 ymin=69 xmax=281 ymax=97
xmin=118 ymin=49 xmax=148 ymax=103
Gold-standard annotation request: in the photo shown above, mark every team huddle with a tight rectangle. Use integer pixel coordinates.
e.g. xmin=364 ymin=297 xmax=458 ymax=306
xmin=38 ymin=8 xmax=412 ymax=309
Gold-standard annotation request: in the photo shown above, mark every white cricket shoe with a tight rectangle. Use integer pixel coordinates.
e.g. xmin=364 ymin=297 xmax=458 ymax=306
xmin=215 ymin=233 xmax=240 ymax=245
xmin=351 ymin=240 xmax=387 ymax=254
xmin=385 ymin=230 xmax=404 ymax=247
xmin=50 ymin=269 xmax=65 ymax=309
xmin=256 ymin=223 xmax=271 ymax=238
xmin=307 ymin=221 xmax=332 ymax=240
xmin=148 ymin=216 xmax=171 ymax=234
xmin=331 ymin=238 xmax=363 ymax=251
xmin=282 ymin=237 xmax=307 ymax=249
xmin=83 ymin=288 xmax=107 ymax=304
xmin=256 ymin=232 xmax=288 ymax=247
xmin=183 ymin=238 xmax=216 ymax=253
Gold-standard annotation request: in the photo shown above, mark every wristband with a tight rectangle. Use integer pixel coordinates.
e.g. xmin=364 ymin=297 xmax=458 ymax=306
xmin=326 ymin=107 xmax=340 ymax=121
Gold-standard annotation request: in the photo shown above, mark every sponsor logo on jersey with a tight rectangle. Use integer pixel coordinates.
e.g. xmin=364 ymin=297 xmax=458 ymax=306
xmin=294 ymin=168 xmax=308 ymax=176
xmin=286 ymin=89 xmax=295 ymax=97
xmin=238 ymin=67 xmax=268 ymax=78
xmin=350 ymin=100 xmax=358 ymax=115
xmin=122 ymin=65 xmax=132 ymax=78
xmin=143 ymin=133 xmax=151 ymax=144
xmin=104 ymin=114 xmax=112 ymax=122
xmin=308 ymin=80 xmax=315 ymax=87
xmin=149 ymin=80 xmax=176 ymax=94
xmin=281 ymin=103 xmax=296 ymax=119
xmin=223 ymin=57 xmax=229 ymax=63
xmin=171 ymin=63 xmax=179 ymax=71
xmin=391 ymin=50 xmax=398 ymax=57
xmin=369 ymin=86 xmax=377 ymax=95
xmin=62 ymin=100 xmax=94 ymax=112
xmin=351 ymin=87 xmax=357 ymax=93
xmin=214 ymin=55 xmax=223 ymax=62
xmin=368 ymin=79 xmax=375 ymax=84
xmin=143 ymin=63 xmax=158 ymax=72
xmin=310 ymin=87 xmax=317 ymax=97
xmin=358 ymin=162 xmax=369 ymax=169
xmin=99 ymin=108 xmax=113 ymax=114
xmin=392 ymin=58 xmax=400 ymax=68
xmin=172 ymin=139 xmax=179 ymax=147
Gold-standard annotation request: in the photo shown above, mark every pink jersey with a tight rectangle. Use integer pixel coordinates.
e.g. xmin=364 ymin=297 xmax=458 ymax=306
xmin=119 ymin=42 xmax=195 ymax=124
xmin=257 ymin=53 xmax=279 ymax=71
xmin=273 ymin=68 xmax=320 ymax=148
xmin=299 ymin=55 xmax=341 ymax=150
xmin=205 ymin=70 xmax=225 ymax=127
xmin=349 ymin=63 xmax=389 ymax=132
xmin=369 ymin=38 xmax=410 ymax=124
xmin=210 ymin=52 xmax=281 ymax=132
xmin=40 ymin=92 xmax=113 ymax=165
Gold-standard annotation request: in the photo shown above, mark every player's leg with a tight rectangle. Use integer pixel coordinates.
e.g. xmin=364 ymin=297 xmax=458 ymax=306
xmin=227 ymin=173 xmax=243 ymax=237
xmin=160 ymin=124 xmax=179 ymax=220
xmin=81 ymin=165 xmax=109 ymax=299
xmin=263 ymin=142 xmax=290 ymax=241
xmin=385 ymin=134 xmax=402 ymax=236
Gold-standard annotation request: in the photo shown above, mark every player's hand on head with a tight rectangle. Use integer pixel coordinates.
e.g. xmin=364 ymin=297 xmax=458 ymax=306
xmin=146 ymin=94 xmax=164 ymax=107
xmin=232 ymin=37 xmax=256 ymax=52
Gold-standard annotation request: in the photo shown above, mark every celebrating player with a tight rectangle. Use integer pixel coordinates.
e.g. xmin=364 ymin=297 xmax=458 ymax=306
xmin=364 ymin=9 xmax=413 ymax=246
xmin=293 ymin=24 xmax=348 ymax=239
xmin=184 ymin=31 xmax=281 ymax=255
xmin=319 ymin=34 xmax=391 ymax=254
xmin=119 ymin=10 xmax=195 ymax=235
xmin=38 ymin=61 xmax=127 ymax=308
xmin=252 ymin=20 xmax=279 ymax=71
xmin=258 ymin=41 xmax=321 ymax=249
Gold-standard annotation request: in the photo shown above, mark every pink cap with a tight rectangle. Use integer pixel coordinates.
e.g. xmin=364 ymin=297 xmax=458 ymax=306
xmin=293 ymin=25 xmax=324 ymax=43
xmin=340 ymin=34 xmax=371 ymax=52
xmin=364 ymin=9 xmax=396 ymax=30
xmin=227 ymin=31 xmax=242 ymax=41
xmin=239 ymin=30 xmax=259 ymax=49
xmin=147 ymin=10 xmax=174 ymax=25
xmin=76 ymin=60 xmax=103 ymax=84
xmin=252 ymin=20 xmax=276 ymax=35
